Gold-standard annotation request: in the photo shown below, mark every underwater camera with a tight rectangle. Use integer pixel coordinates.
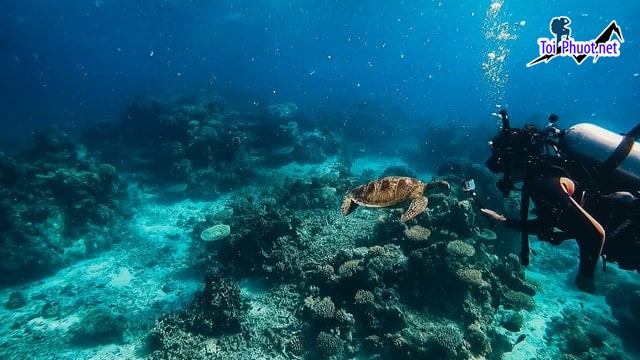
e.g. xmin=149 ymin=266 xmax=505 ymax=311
xmin=462 ymin=178 xmax=476 ymax=193
xmin=462 ymin=178 xmax=484 ymax=209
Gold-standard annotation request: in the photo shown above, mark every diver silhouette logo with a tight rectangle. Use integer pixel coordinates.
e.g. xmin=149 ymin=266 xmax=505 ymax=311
xmin=550 ymin=17 xmax=571 ymax=45
xmin=527 ymin=17 xmax=623 ymax=67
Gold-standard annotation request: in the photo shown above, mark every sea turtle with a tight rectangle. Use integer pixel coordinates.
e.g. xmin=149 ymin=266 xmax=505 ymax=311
xmin=341 ymin=176 xmax=450 ymax=222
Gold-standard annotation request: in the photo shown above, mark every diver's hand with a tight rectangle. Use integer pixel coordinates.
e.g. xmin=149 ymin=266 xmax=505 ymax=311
xmin=480 ymin=208 xmax=506 ymax=223
xmin=575 ymin=274 xmax=596 ymax=293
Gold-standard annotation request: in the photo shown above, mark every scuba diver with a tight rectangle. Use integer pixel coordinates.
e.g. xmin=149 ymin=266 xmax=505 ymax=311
xmin=479 ymin=109 xmax=640 ymax=293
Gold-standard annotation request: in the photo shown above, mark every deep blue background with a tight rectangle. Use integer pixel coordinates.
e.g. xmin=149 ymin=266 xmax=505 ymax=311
xmin=0 ymin=0 xmax=638 ymax=142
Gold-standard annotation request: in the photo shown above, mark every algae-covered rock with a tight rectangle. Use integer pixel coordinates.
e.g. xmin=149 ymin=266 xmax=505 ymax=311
xmin=68 ymin=306 xmax=126 ymax=346
xmin=4 ymin=291 xmax=27 ymax=310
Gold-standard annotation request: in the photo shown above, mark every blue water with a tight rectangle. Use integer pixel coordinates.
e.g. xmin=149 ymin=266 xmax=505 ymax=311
xmin=1 ymin=0 xmax=638 ymax=139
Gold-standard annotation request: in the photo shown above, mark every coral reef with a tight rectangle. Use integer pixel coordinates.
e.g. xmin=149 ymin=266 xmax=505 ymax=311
xmin=404 ymin=225 xmax=432 ymax=245
xmin=316 ymin=331 xmax=344 ymax=359
xmin=84 ymin=94 xmax=341 ymax=198
xmin=501 ymin=290 xmax=535 ymax=312
xmin=304 ymin=296 xmax=337 ymax=321
xmin=4 ymin=91 xmax=634 ymax=360
xmin=544 ymin=307 xmax=627 ymax=359
xmin=147 ymin=271 xmax=246 ymax=359
xmin=215 ymin=194 xmax=304 ymax=283
xmin=0 ymin=127 xmax=127 ymax=285
xmin=426 ymin=323 xmax=465 ymax=358
xmin=447 ymin=240 xmax=476 ymax=258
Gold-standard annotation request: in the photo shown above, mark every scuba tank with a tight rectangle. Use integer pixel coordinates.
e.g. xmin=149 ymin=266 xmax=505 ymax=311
xmin=560 ymin=123 xmax=640 ymax=190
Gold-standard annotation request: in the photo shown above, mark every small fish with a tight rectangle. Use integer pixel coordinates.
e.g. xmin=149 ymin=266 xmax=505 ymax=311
xmin=514 ymin=334 xmax=527 ymax=346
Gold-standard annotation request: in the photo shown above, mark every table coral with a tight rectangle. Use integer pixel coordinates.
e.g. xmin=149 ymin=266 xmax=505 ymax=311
xmin=200 ymin=224 xmax=230 ymax=241
xmin=404 ymin=225 xmax=432 ymax=243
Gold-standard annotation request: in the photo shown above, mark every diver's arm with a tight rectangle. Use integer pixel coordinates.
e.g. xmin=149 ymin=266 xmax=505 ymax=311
xmin=481 ymin=208 xmax=570 ymax=243
xmin=480 ymin=208 xmax=548 ymax=233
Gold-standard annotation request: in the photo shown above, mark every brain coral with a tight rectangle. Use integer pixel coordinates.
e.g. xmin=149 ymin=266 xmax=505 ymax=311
xmin=200 ymin=224 xmax=231 ymax=241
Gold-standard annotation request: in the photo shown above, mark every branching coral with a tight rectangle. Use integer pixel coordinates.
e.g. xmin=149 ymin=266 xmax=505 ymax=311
xmin=367 ymin=245 xmax=386 ymax=257
xmin=456 ymin=267 xmax=490 ymax=289
xmin=338 ymin=259 xmax=361 ymax=278
xmin=316 ymin=331 xmax=344 ymax=358
xmin=304 ymin=296 xmax=336 ymax=320
xmin=428 ymin=323 xmax=464 ymax=358
xmin=354 ymin=289 xmax=375 ymax=305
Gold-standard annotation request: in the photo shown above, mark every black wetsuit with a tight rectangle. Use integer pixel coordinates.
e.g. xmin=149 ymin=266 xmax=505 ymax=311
xmin=587 ymin=193 xmax=640 ymax=272
xmin=503 ymin=166 xmax=605 ymax=280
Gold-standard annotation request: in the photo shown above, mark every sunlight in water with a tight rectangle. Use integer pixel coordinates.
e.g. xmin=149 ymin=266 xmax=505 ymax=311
xmin=482 ymin=0 xmax=524 ymax=107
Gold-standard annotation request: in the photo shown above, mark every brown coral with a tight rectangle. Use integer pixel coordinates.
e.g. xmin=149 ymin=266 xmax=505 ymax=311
xmin=404 ymin=225 xmax=432 ymax=242
xmin=354 ymin=289 xmax=375 ymax=305
xmin=446 ymin=240 xmax=476 ymax=258
xmin=502 ymin=290 xmax=535 ymax=311
xmin=456 ymin=268 xmax=490 ymax=289
xmin=368 ymin=245 xmax=386 ymax=257
xmin=304 ymin=296 xmax=336 ymax=319
xmin=338 ymin=259 xmax=361 ymax=278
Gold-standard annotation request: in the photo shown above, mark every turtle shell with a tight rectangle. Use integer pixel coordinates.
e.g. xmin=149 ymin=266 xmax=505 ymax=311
xmin=349 ymin=176 xmax=423 ymax=207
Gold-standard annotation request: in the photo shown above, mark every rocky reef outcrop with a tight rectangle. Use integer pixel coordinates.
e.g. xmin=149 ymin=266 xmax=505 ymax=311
xmin=0 ymin=126 xmax=128 ymax=284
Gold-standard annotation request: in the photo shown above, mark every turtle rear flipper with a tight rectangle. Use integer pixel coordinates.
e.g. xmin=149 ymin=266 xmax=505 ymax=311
xmin=427 ymin=180 xmax=451 ymax=193
xmin=401 ymin=196 xmax=428 ymax=222
xmin=341 ymin=196 xmax=358 ymax=216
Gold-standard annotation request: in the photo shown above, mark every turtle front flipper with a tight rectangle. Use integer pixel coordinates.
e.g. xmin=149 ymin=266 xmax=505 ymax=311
xmin=341 ymin=196 xmax=358 ymax=216
xmin=401 ymin=196 xmax=428 ymax=222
